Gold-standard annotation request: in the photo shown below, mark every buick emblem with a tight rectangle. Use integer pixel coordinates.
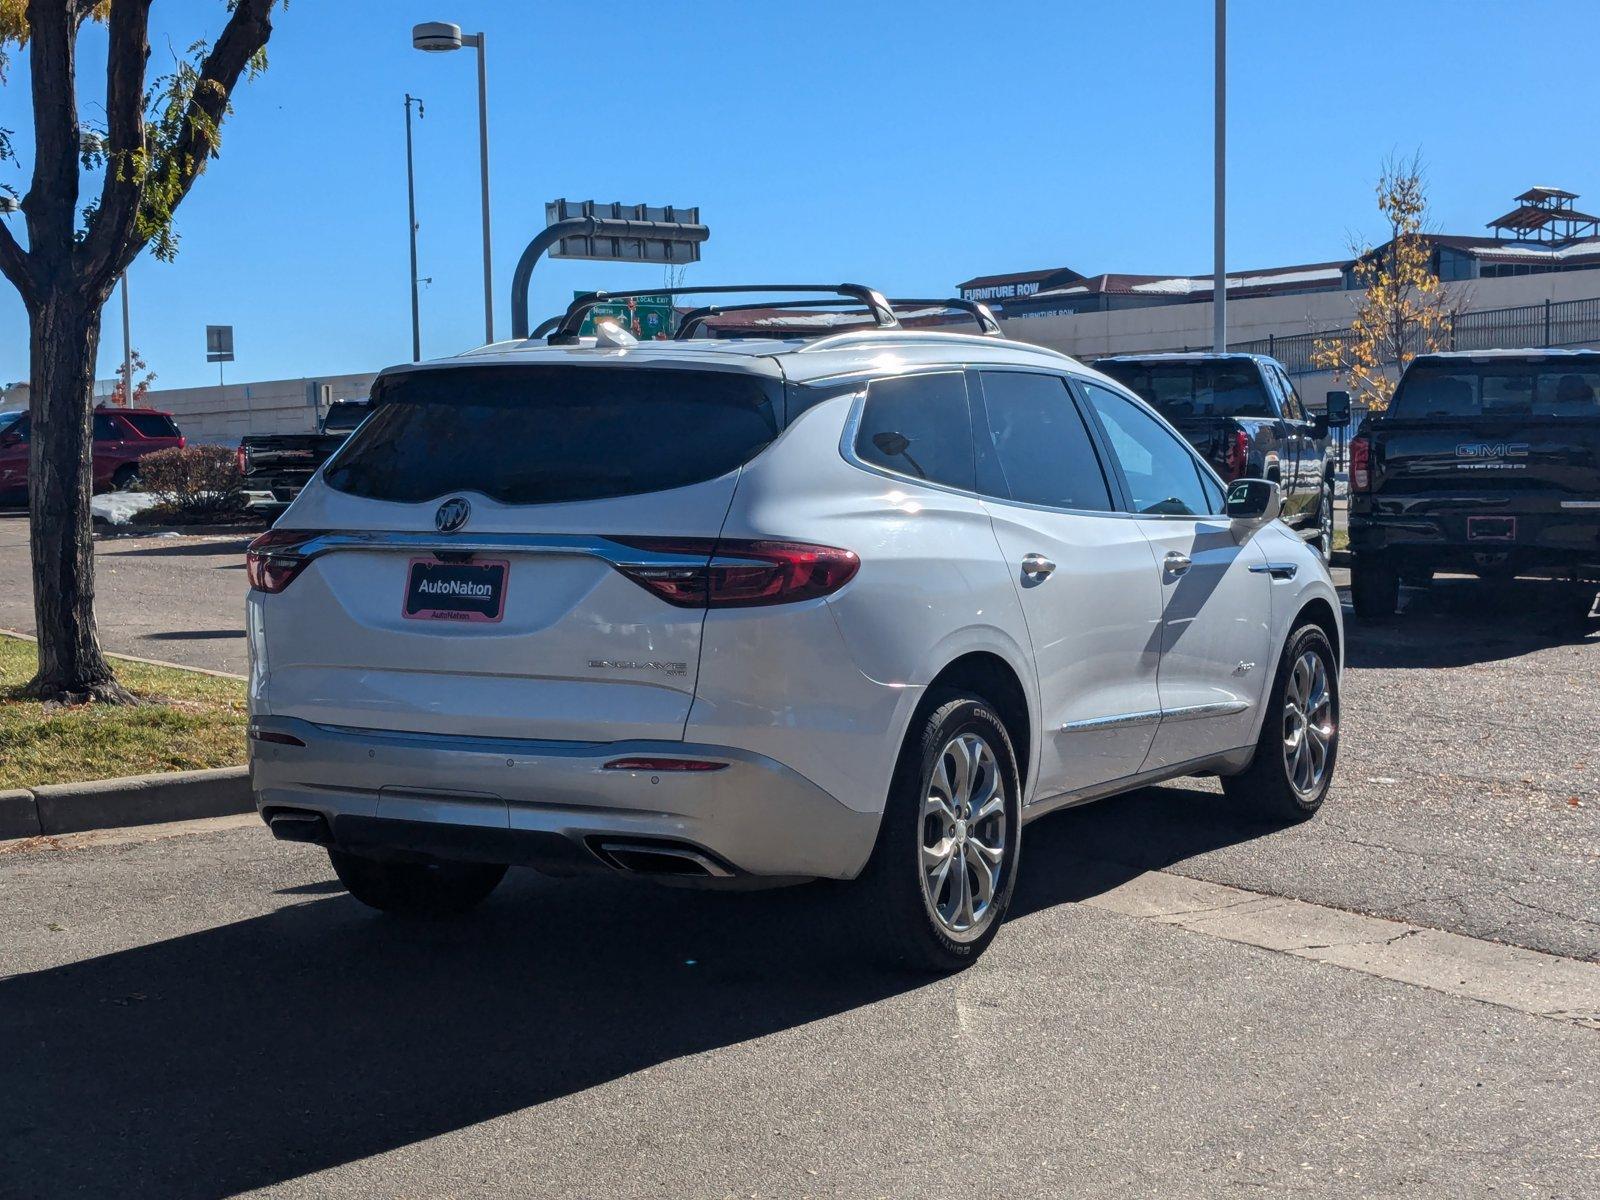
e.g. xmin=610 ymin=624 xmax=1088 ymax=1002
xmin=434 ymin=497 xmax=471 ymax=533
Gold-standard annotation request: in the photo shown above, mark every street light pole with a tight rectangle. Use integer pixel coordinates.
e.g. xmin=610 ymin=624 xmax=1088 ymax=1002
xmin=120 ymin=272 xmax=133 ymax=404
xmin=1212 ymin=0 xmax=1226 ymax=353
xmin=412 ymin=21 xmax=494 ymax=345
xmin=404 ymin=93 xmax=424 ymax=362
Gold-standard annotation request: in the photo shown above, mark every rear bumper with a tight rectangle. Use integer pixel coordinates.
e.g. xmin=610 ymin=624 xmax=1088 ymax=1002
xmin=1349 ymin=506 xmax=1600 ymax=579
xmin=248 ymin=716 xmax=880 ymax=881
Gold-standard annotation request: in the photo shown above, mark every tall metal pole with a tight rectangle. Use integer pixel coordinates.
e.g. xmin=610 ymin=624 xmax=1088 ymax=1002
xmin=404 ymin=93 xmax=423 ymax=362
xmin=120 ymin=272 xmax=133 ymax=404
xmin=1212 ymin=0 xmax=1226 ymax=352
xmin=467 ymin=32 xmax=494 ymax=343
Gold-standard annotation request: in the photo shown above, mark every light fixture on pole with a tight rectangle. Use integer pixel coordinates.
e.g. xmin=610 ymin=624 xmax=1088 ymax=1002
xmin=1212 ymin=0 xmax=1226 ymax=353
xmin=412 ymin=20 xmax=495 ymax=345
xmin=404 ymin=93 xmax=425 ymax=362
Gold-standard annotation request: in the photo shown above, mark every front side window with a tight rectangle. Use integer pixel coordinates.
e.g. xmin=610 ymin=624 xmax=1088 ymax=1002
xmin=853 ymin=372 xmax=975 ymax=490
xmin=1081 ymin=381 xmax=1212 ymax=517
xmin=976 ymin=371 xmax=1112 ymax=511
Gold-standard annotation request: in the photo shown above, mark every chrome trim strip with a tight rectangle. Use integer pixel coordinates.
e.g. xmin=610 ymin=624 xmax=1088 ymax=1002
xmin=1560 ymin=500 xmax=1600 ymax=510
xmin=1061 ymin=700 xmax=1249 ymax=733
xmin=1061 ymin=709 xmax=1163 ymax=733
xmin=274 ymin=531 xmax=745 ymax=570
xmin=1159 ymin=700 xmax=1252 ymax=722
xmin=1250 ymin=561 xmax=1299 ymax=580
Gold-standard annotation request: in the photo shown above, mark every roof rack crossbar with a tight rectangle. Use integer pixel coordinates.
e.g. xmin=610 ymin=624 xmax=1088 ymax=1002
xmin=546 ymin=284 xmax=898 ymax=345
xmin=673 ymin=296 xmax=1003 ymax=340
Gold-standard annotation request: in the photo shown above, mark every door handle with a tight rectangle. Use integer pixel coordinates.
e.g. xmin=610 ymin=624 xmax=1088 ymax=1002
xmin=1163 ymin=551 xmax=1192 ymax=577
xmin=1021 ymin=553 xmax=1056 ymax=579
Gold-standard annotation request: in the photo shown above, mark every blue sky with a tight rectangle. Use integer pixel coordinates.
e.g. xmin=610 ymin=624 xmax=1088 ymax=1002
xmin=1 ymin=0 xmax=1594 ymax=391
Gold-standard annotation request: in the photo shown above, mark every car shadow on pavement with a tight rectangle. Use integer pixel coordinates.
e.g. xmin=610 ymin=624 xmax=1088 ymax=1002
xmin=0 ymin=785 xmax=1277 ymax=1200
xmin=1344 ymin=577 xmax=1598 ymax=670
xmin=104 ymin=536 xmax=256 ymax=557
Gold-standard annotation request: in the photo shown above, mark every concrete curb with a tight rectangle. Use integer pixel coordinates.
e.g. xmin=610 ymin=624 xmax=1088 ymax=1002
xmin=1 ymin=766 xmax=251 ymax=839
xmin=0 ymin=629 xmax=247 ymax=681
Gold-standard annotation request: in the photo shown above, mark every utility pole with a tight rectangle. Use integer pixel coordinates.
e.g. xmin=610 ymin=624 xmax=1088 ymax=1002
xmin=120 ymin=272 xmax=133 ymax=404
xmin=404 ymin=94 xmax=424 ymax=362
xmin=1212 ymin=0 xmax=1227 ymax=352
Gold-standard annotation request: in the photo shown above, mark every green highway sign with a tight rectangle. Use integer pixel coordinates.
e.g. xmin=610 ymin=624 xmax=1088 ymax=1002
xmin=575 ymin=292 xmax=675 ymax=340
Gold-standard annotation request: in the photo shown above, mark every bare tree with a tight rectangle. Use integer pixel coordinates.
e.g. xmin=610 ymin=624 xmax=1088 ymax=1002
xmin=0 ymin=1 xmax=277 ymax=702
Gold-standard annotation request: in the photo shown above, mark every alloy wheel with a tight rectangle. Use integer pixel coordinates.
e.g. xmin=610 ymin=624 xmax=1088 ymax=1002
xmin=1282 ymin=650 xmax=1335 ymax=799
xmin=920 ymin=731 xmax=1007 ymax=935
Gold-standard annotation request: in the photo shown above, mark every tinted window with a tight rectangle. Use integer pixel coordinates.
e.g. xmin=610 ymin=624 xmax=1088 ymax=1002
xmin=1390 ymin=361 xmax=1600 ymax=418
xmin=320 ymin=403 xmax=369 ymax=433
xmin=976 ymin=372 xmax=1112 ymax=511
xmin=1276 ymin=368 xmax=1306 ymax=420
xmin=854 ymin=373 xmax=974 ymax=490
xmin=92 ymin=414 xmax=123 ymax=440
xmin=324 ymin=366 xmax=780 ymax=505
xmin=1 ymin=415 xmax=26 ymax=442
xmin=1097 ymin=360 xmax=1274 ymax=419
xmin=123 ymin=412 xmax=180 ymax=438
xmin=1082 ymin=382 xmax=1212 ymax=516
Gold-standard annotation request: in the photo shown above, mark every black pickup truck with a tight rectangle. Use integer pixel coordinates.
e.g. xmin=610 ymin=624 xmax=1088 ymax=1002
xmin=1095 ymin=352 xmax=1336 ymax=556
xmin=1347 ymin=349 xmax=1600 ymax=616
xmin=238 ymin=400 xmax=370 ymax=504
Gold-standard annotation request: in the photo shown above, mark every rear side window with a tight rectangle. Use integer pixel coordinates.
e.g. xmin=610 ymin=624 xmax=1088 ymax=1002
xmin=123 ymin=412 xmax=180 ymax=438
xmin=1391 ymin=362 xmax=1600 ymax=418
xmin=324 ymin=366 xmax=780 ymax=505
xmin=853 ymin=372 xmax=975 ymax=490
xmin=976 ymin=372 xmax=1113 ymax=511
xmin=1098 ymin=360 xmax=1274 ymax=419
xmin=92 ymin=414 xmax=123 ymax=440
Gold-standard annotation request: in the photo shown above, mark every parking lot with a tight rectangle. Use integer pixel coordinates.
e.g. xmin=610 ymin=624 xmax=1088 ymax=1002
xmin=3 ymin=518 xmax=1598 ymax=1196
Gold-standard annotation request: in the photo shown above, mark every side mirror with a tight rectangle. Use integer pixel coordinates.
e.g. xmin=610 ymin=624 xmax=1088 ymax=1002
xmin=1325 ymin=389 xmax=1351 ymax=424
xmin=1310 ymin=412 xmax=1330 ymax=439
xmin=1225 ymin=478 xmax=1283 ymax=534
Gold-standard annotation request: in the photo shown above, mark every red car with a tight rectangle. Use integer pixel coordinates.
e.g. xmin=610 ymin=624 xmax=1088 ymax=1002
xmin=0 ymin=406 xmax=185 ymax=500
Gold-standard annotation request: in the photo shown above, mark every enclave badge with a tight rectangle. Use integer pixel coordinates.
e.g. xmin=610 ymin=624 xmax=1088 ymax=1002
xmin=435 ymin=497 xmax=471 ymax=533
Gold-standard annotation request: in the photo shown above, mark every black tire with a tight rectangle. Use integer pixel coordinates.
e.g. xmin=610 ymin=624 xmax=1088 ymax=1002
xmin=111 ymin=464 xmax=139 ymax=491
xmin=1350 ymin=555 xmax=1399 ymax=618
xmin=1315 ymin=476 xmax=1335 ymax=563
xmin=1222 ymin=624 xmax=1340 ymax=822
xmin=857 ymin=691 xmax=1022 ymax=973
xmin=328 ymin=848 xmax=507 ymax=918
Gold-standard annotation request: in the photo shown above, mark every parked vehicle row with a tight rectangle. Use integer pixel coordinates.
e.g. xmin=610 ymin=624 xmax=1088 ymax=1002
xmin=0 ymin=405 xmax=184 ymax=501
xmin=246 ymin=286 xmax=1342 ymax=971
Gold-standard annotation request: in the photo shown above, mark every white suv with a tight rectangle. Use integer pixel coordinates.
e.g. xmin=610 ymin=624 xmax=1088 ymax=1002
xmin=247 ymin=286 xmax=1342 ymax=970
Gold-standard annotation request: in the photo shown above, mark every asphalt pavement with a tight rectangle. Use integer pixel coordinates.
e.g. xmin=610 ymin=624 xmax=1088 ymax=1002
xmin=2 ymin=819 xmax=1595 ymax=1199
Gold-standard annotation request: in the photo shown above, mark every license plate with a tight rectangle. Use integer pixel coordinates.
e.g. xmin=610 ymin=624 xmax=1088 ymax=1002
xmin=403 ymin=558 xmax=508 ymax=623
xmin=1467 ymin=516 xmax=1516 ymax=542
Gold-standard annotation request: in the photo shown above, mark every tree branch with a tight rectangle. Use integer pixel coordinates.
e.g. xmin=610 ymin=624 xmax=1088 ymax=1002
xmin=0 ymin=217 xmax=33 ymax=304
xmin=23 ymin=0 xmax=81 ymax=280
xmin=77 ymin=0 xmax=154 ymax=291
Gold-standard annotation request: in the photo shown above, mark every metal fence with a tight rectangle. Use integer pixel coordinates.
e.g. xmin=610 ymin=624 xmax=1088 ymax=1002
xmin=1120 ymin=293 xmax=1600 ymax=377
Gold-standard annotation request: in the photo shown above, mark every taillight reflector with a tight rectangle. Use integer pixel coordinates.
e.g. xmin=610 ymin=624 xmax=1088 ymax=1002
xmin=250 ymin=728 xmax=306 ymax=747
xmin=1350 ymin=435 xmax=1372 ymax=493
xmin=246 ymin=528 xmax=321 ymax=594
xmin=611 ymin=537 xmax=859 ymax=608
xmin=236 ymin=442 xmax=247 ymax=475
xmin=1223 ymin=429 xmax=1250 ymax=481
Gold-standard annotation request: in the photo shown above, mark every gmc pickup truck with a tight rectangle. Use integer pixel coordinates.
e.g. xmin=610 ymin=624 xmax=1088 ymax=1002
xmin=1095 ymin=352 xmax=1336 ymax=556
xmin=237 ymin=400 xmax=370 ymax=504
xmin=1347 ymin=349 xmax=1600 ymax=616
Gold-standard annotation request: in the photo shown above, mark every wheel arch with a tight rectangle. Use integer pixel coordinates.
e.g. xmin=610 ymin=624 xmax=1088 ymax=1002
xmin=1292 ymin=594 xmax=1342 ymax=669
xmin=921 ymin=651 xmax=1033 ymax=793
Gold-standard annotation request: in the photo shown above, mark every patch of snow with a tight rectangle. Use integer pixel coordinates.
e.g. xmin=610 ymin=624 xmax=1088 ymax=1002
xmin=91 ymin=491 xmax=161 ymax=526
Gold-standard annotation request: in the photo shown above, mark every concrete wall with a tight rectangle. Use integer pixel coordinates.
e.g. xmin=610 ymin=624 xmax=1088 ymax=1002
xmin=1001 ymin=266 xmax=1600 ymax=369
xmin=142 ymin=371 xmax=379 ymax=446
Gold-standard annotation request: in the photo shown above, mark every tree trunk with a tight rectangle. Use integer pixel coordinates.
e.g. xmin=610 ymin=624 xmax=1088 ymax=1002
xmin=24 ymin=289 xmax=134 ymax=705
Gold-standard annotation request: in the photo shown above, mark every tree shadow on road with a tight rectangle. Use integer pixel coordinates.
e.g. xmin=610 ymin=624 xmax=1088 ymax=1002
xmin=0 ymin=785 xmax=1279 ymax=1199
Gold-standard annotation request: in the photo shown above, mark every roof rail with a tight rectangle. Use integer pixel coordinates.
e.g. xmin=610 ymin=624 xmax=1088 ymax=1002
xmin=674 ymin=297 xmax=1003 ymax=341
xmin=545 ymin=284 xmax=897 ymax=345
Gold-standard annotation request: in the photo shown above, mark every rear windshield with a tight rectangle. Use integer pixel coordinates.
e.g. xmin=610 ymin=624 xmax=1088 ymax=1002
xmin=321 ymin=402 xmax=369 ymax=433
xmin=323 ymin=365 xmax=780 ymax=505
xmin=1096 ymin=360 xmax=1273 ymax=419
xmin=1390 ymin=362 xmax=1600 ymax=419
xmin=123 ymin=412 xmax=180 ymax=438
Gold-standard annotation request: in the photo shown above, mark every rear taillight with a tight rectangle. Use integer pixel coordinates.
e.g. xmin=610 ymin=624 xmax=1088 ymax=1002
xmin=1350 ymin=435 xmax=1371 ymax=493
xmin=235 ymin=442 xmax=247 ymax=475
xmin=246 ymin=528 xmax=321 ymax=594
xmin=177 ymin=435 xmax=187 ymax=449
xmin=611 ymin=537 xmax=860 ymax=608
xmin=1223 ymin=429 xmax=1250 ymax=481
